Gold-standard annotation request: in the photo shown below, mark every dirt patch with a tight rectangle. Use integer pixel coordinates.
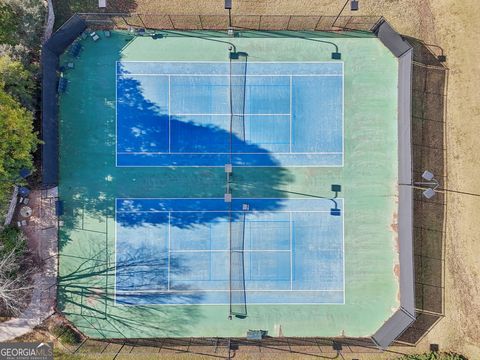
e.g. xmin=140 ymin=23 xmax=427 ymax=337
xmin=391 ymin=211 xmax=399 ymax=236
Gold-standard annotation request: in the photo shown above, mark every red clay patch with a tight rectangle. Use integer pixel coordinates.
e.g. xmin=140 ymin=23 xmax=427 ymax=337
xmin=391 ymin=211 xmax=400 ymax=253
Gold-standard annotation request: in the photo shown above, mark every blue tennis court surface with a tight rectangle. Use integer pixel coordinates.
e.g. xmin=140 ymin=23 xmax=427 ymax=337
xmin=116 ymin=62 xmax=343 ymax=167
xmin=115 ymin=198 xmax=344 ymax=305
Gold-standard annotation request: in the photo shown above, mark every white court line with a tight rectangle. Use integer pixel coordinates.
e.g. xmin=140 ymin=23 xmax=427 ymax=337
xmin=170 ymin=113 xmax=291 ymax=116
xmin=116 ymin=210 xmax=337 ymax=214
xmin=168 ymin=75 xmax=171 ymax=153
xmin=115 ymin=301 xmax=345 ymax=307
xmin=289 ymin=212 xmax=293 ymax=290
xmin=115 ymin=62 xmax=345 ymax=168
xmin=115 ymin=61 xmax=118 ymax=167
xmin=116 ymin=164 xmax=345 ymax=168
xmin=117 ymin=196 xmax=344 ymax=200
xmin=342 ymin=199 xmax=346 ymax=304
xmin=342 ymin=61 xmax=345 ymax=168
xmin=114 ymin=199 xmax=117 ymax=303
xmin=169 ymin=249 xmax=291 ymax=253
xmin=289 ymin=75 xmax=293 ymax=153
xmin=116 ymin=198 xmax=344 ymax=211
xmin=167 ymin=212 xmax=171 ymax=290
xmin=119 ymin=60 xmax=343 ymax=63
xmin=116 ymin=289 xmax=344 ymax=294
xmin=117 ymin=73 xmax=343 ymax=77
xmin=117 ymin=151 xmax=343 ymax=155
xmin=115 ymin=202 xmax=345 ymax=272
xmin=114 ymin=197 xmax=345 ymax=302
xmin=227 ymin=62 xmax=231 ymax=125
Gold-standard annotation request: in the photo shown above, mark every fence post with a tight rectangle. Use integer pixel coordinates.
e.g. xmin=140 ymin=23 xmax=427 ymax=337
xmin=314 ymin=16 xmax=322 ymax=31
xmin=110 ymin=15 xmax=118 ymax=28
xmin=286 ymin=15 xmax=292 ymax=30
xmin=344 ymin=16 xmax=353 ymax=29
xmin=138 ymin=14 xmax=147 ymax=29
xmin=121 ymin=15 xmax=130 ymax=28
xmin=168 ymin=15 xmax=175 ymax=30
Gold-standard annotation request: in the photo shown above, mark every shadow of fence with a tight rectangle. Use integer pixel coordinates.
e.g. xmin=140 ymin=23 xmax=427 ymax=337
xmin=75 ymin=13 xmax=383 ymax=32
xmin=396 ymin=37 xmax=449 ymax=345
xmin=57 ymin=336 xmax=416 ymax=359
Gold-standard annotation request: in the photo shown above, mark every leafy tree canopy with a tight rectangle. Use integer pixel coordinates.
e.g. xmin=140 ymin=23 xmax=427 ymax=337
xmin=0 ymin=89 xmax=39 ymax=183
xmin=0 ymin=3 xmax=19 ymax=46
xmin=0 ymin=55 xmax=35 ymax=109
xmin=0 ymin=0 xmax=45 ymax=63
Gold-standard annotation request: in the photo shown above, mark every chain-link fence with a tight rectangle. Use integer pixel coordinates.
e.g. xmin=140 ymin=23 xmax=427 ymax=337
xmin=75 ymin=13 xmax=383 ymax=32
xmin=45 ymin=12 xmax=447 ymax=355
xmin=396 ymin=38 xmax=448 ymax=346
xmin=52 ymin=335 xmax=415 ymax=359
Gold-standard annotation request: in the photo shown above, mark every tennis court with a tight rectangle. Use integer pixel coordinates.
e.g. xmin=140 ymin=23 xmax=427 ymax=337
xmin=57 ymin=29 xmax=401 ymax=339
xmin=115 ymin=198 xmax=344 ymax=306
xmin=116 ymin=61 xmax=343 ymax=167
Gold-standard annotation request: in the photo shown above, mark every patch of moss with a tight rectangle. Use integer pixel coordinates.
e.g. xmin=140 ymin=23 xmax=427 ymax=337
xmin=51 ymin=324 xmax=81 ymax=345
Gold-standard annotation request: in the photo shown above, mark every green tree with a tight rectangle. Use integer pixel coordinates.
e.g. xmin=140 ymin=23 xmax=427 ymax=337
xmin=0 ymin=3 xmax=19 ymax=46
xmin=0 ymin=226 xmax=26 ymax=257
xmin=0 ymin=1 xmax=45 ymax=64
xmin=0 ymin=55 xmax=35 ymax=109
xmin=0 ymin=89 xmax=39 ymax=185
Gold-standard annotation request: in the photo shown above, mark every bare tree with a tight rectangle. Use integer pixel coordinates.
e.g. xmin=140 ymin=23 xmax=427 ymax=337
xmin=0 ymin=239 xmax=33 ymax=316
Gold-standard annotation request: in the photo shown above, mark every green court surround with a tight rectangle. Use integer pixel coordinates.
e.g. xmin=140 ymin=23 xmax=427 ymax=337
xmin=58 ymin=30 xmax=399 ymax=338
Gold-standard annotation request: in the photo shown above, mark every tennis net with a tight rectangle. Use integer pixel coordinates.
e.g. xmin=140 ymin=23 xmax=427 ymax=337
xmin=229 ymin=53 xmax=247 ymax=143
xmin=229 ymin=208 xmax=247 ymax=318
xmin=227 ymin=50 xmax=248 ymax=319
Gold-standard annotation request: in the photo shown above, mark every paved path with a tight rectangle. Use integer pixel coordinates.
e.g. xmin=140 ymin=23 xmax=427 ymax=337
xmin=0 ymin=188 xmax=58 ymax=341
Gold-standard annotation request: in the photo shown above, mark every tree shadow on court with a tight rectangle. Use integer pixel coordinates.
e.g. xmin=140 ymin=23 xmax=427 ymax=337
xmin=108 ymin=63 xmax=292 ymax=230
xmin=394 ymin=37 xmax=448 ymax=346
xmin=58 ymin=37 xmax=292 ymax=249
xmin=57 ymin=41 xmax=295 ymax=336
xmin=57 ymin=231 xmax=204 ymax=338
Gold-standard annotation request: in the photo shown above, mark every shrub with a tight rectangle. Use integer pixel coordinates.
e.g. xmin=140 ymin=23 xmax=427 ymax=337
xmin=0 ymin=225 xmax=26 ymax=257
xmin=52 ymin=324 xmax=82 ymax=345
xmin=398 ymin=352 xmax=467 ymax=360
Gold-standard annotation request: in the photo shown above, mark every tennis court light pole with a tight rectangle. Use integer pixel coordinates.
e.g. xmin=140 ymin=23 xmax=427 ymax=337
xmin=422 ymin=43 xmax=447 ymax=62
xmin=412 ymin=170 xmax=440 ymax=199
xmin=225 ymin=0 xmax=232 ymax=28
xmin=332 ymin=0 xmax=359 ymax=28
